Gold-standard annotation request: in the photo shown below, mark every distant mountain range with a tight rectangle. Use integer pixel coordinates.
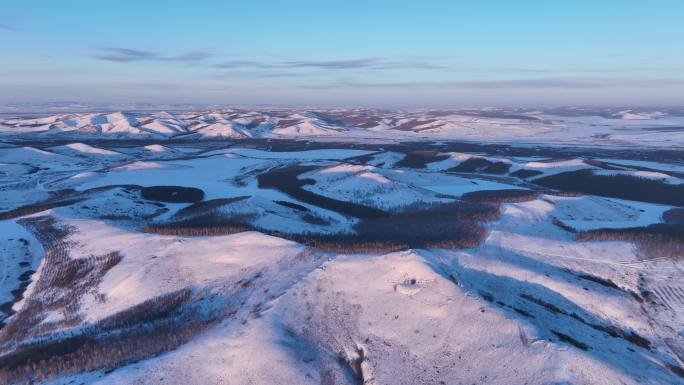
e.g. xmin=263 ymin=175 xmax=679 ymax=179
xmin=1 ymin=107 xmax=683 ymax=147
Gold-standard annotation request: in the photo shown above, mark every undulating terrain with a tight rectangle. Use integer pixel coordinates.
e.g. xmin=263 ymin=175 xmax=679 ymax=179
xmin=0 ymin=107 xmax=683 ymax=384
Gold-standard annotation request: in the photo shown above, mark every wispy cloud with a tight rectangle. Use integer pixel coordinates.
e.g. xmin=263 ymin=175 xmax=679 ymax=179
xmin=92 ymin=47 xmax=211 ymax=63
xmin=305 ymin=77 xmax=684 ymax=90
xmin=214 ymin=60 xmax=275 ymax=69
xmin=507 ymin=67 xmax=654 ymax=74
xmin=0 ymin=23 xmax=17 ymax=31
xmin=281 ymin=58 xmax=382 ymax=69
xmin=213 ymin=57 xmax=445 ymax=70
xmin=207 ymin=70 xmax=315 ymax=79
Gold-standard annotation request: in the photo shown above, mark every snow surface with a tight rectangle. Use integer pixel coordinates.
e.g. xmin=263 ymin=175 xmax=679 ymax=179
xmin=3 ymin=108 xmax=684 ymax=148
xmin=1 ymin=137 xmax=682 ymax=385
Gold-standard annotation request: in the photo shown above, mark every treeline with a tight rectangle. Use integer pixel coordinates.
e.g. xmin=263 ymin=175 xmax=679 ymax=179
xmin=0 ymin=289 xmax=211 ymax=384
xmin=448 ymin=157 xmax=511 ymax=174
xmin=461 ymin=189 xmax=540 ymax=203
xmin=576 ymin=224 xmax=684 ymax=260
xmin=533 ymin=169 xmax=684 ymax=206
xmin=510 ymin=169 xmax=543 ymax=179
xmin=1 ymin=216 xmax=121 ymax=344
xmin=395 ymin=151 xmax=450 ymax=169
xmin=140 ymin=212 xmax=254 ymax=237
xmin=142 ymin=201 xmax=501 ymax=254
xmin=0 ymin=198 xmax=83 ymax=220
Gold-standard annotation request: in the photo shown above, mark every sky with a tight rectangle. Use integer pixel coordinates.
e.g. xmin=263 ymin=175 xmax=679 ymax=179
xmin=1 ymin=0 xmax=683 ymax=107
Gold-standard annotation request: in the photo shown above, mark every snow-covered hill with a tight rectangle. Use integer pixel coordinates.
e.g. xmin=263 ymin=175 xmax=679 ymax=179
xmin=0 ymin=122 xmax=683 ymax=384
xmin=2 ymin=107 xmax=684 ymax=147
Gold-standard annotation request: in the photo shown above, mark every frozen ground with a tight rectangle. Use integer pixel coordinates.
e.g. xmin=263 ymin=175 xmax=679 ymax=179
xmin=0 ymin=126 xmax=682 ymax=384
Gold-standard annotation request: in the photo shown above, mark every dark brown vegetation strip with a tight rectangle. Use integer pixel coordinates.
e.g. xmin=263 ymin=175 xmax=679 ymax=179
xmin=551 ymin=331 xmax=589 ymax=351
xmin=577 ymin=274 xmax=620 ymax=289
xmin=551 ymin=217 xmax=577 ymax=233
xmin=583 ymin=159 xmax=626 ymax=171
xmin=520 ymin=293 xmax=652 ymax=350
xmin=533 ymin=169 xmax=684 ymax=206
xmin=141 ymin=212 xmax=254 ymax=237
xmin=668 ymin=364 xmax=684 ymax=379
xmin=576 ymin=224 xmax=684 ymax=260
xmin=0 ymin=197 xmax=83 ymax=220
xmin=274 ymin=200 xmax=309 ymax=212
xmin=461 ymin=189 xmax=540 ymax=203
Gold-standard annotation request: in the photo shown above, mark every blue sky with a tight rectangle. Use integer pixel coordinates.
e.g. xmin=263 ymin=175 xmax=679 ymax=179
xmin=1 ymin=0 xmax=682 ymax=107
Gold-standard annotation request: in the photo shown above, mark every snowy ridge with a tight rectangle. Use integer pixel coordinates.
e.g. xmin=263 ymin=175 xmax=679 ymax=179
xmin=2 ymin=107 xmax=684 ymax=147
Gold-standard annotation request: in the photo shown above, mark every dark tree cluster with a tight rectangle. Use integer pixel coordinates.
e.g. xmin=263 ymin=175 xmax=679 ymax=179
xmin=142 ymin=201 xmax=501 ymax=254
xmin=533 ymin=169 xmax=684 ymax=206
xmin=141 ymin=186 xmax=205 ymax=203
xmin=395 ymin=151 xmax=450 ymax=169
xmin=448 ymin=157 xmax=511 ymax=174
xmin=576 ymin=224 xmax=684 ymax=260
xmin=461 ymin=189 xmax=540 ymax=203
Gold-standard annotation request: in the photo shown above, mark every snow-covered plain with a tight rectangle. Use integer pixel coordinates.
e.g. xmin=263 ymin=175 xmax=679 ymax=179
xmin=0 ymin=115 xmax=683 ymax=384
